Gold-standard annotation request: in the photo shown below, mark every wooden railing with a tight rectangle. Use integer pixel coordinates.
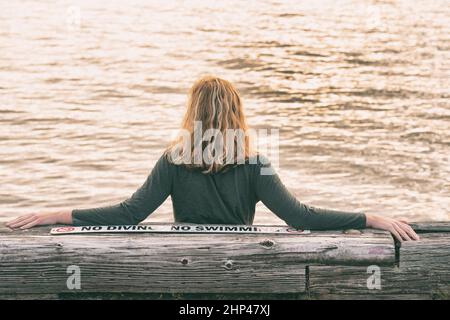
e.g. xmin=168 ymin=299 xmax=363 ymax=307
xmin=0 ymin=222 xmax=448 ymax=299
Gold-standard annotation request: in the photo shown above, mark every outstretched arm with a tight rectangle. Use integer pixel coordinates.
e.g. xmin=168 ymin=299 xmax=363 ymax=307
xmin=7 ymin=155 xmax=173 ymax=229
xmin=254 ymin=157 xmax=419 ymax=242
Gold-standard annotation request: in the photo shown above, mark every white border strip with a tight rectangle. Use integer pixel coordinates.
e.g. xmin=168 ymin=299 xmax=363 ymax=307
xmin=50 ymin=224 xmax=310 ymax=235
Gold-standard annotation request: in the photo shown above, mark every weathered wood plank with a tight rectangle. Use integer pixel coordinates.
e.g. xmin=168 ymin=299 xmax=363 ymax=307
xmin=0 ymin=224 xmax=394 ymax=295
xmin=0 ymin=292 xmax=309 ymax=300
xmin=308 ymin=232 xmax=450 ymax=300
xmin=308 ymin=266 xmax=434 ymax=300
xmin=2 ymin=233 xmax=306 ymax=294
xmin=410 ymin=222 xmax=450 ymax=233
xmin=0 ymin=294 xmax=60 ymax=300
xmin=399 ymin=232 xmax=450 ymax=298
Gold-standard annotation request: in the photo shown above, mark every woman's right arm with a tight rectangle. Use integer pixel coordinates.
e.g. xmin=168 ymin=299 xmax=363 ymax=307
xmin=253 ymin=156 xmax=419 ymax=242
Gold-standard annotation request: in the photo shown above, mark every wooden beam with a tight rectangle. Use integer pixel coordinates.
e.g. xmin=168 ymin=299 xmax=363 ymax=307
xmin=308 ymin=230 xmax=450 ymax=299
xmin=0 ymin=224 xmax=394 ymax=295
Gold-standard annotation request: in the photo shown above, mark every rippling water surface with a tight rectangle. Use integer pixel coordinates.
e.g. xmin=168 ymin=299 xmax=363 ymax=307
xmin=1 ymin=0 xmax=449 ymax=223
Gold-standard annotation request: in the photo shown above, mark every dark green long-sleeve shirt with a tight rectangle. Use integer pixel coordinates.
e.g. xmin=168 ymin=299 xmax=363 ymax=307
xmin=72 ymin=154 xmax=366 ymax=230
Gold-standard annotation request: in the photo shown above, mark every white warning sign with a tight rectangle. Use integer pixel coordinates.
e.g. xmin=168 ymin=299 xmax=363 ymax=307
xmin=50 ymin=224 xmax=310 ymax=235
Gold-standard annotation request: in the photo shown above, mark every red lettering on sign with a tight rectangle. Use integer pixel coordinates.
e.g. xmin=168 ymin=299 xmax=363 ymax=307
xmin=54 ymin=227 xmax=75 ymax=233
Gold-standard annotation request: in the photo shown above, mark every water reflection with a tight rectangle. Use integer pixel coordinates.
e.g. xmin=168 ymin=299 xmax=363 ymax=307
xmin=0 ymin=0 xmax=449 ymax=223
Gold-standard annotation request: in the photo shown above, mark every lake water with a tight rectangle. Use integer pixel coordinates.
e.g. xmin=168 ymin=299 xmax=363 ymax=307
xmin=1 ymin=0 xmax=449 ymax=224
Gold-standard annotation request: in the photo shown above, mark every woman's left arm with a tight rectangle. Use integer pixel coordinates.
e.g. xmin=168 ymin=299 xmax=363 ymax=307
xmin=7 ymin=154 xmax=173 ymax=229
xmin=67 ymin=154 xmax=173 ymax=226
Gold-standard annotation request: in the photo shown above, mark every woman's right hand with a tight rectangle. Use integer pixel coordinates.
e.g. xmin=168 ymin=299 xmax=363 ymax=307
xmin=365 ymin=213 xmax=420 ymax=242
xmin=6 ymin=209 xmax=73 ymax=230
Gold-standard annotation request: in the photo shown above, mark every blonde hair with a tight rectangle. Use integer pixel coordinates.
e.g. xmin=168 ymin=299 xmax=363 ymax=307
xmin=166 ymin=75 xmax=253 ymax=173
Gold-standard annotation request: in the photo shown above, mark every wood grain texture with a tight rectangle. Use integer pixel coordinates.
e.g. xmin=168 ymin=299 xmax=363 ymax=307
xmin=0 ymin=224 xmax=394 ymax=295
xmin=399 ymin=232 xmax=450 ymax=298
xmin=2 ymin=222 xmax=448 ymax=299
xmin=308 ymin=232 xmax=450 ymax=300
xmin=410 ymin=222 xmax=450 ymax=233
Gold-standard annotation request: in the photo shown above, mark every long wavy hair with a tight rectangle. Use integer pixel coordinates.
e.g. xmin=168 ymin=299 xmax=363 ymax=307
xmin=166 ymin=75 xmax=253 ymax=174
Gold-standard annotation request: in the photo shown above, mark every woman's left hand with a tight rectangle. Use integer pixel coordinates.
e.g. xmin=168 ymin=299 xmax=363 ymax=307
xmin=6 ymin=210 xmax=73 ymax=230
